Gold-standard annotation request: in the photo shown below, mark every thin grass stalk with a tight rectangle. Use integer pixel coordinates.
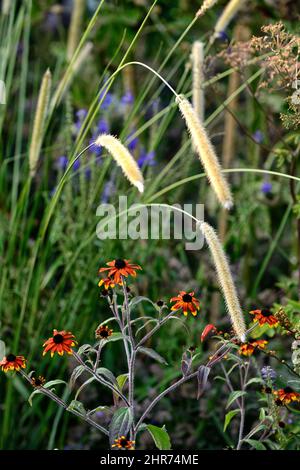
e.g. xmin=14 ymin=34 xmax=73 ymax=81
xmin=192 ymin=41 xmax=205 ymax=122
xmin=214 ymin=0 xmax=246 ymax=37
xmin=67 ymin=0 xmax=85 ymax=61
xmin=199 ymin=222 xmax=246 ymax=341
xmin=29 ymin=68 xmax=51 ymax=177
xmin=196 ymin=0 xmax=219 ymax=17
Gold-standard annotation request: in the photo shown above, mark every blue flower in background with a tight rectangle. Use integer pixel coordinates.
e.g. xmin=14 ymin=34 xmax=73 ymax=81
xmin=72 ymin=159 xmax=80 ymax=171
xmin=253 ymin=130 xmax=264 ymax=144
xmin=102 ymin=180 xmax=115 ymax=203
xmin=89 ymin=137 xmax=102 ymax=157
xmin=85 ymin=167 xmax=92 ymax=180
xmin=216 ymin=30 xmax=229 ymax=42
xmin=261 ymin=180 xmax=272 ymax=194
xmin=127 ymin=131 xmax=139 ymax=152
xmin=138 ymin=149 xmax=156 ymax=168
xmin=74 ymin=108 xmax=88 ymax=132
xmin=261 ymin=366 xmax=276 ymax=383
xmin=97 ymin=118 xmax=109 ymax=134
xmin=121 ymin=91 xmax=134 ymax=106
xmin=99 ymin=89 xmax=113 ymax=110
xmin=57 ymin=155 xmax=68 ymax=171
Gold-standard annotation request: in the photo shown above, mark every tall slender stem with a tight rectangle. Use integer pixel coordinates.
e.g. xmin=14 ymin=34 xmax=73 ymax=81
xmin=19 ymin=370 xmax=109 ymax=436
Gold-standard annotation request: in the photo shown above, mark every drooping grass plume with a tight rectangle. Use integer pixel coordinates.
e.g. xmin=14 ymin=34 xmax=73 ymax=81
xmin=192 ymin=41 xmax=205 ymax=122
xmin=176 ymin=95 xmax=233 ymax=209
xmin=196 ymin=0 xmax=219 ymax=17
xmin=214 ymin=0 xmax=246 ymax=37
xmin=95 ymin=134 xmax=144 ymax=193
xmin=1 ymin=0 xmax=10 ymax=15
xmin=29 ymin=69 xmax=52 ymax=177
xmin=67 ymin=0 xmax=85 ymax=61
xmin=199 ymin=222 xmax=246 ymax=342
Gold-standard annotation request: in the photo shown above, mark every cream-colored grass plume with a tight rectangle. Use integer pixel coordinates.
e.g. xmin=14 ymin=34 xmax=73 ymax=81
xmin=67 ymin=0 xmax=85 ymax=61
xmin=192 ymin=41 xmax=205 ymax=122
xmin=176 ymin=95 xmax=233 ymax=209
xmin=95 ymin=134 xmax=144 ymax=193
xmin=196 ymin=0 xmax=219 ymax=17
xmin=200 ymin=222 xmax=246 ymax=342
xmin=29 ymin=69 xmax=52 ymax=177
xmin=214 ymin=0 xmax=246 ymax=36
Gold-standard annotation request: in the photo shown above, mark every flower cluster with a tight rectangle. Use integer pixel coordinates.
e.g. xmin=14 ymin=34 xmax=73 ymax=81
xmin=239 ymin=339 xmax=268 ymax=357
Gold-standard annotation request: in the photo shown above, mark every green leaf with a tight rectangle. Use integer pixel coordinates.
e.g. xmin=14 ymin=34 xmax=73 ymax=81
xmin=129 ymin=296 xmax=156 ymax=309
xmin=88 ymin=405 xmax=111 ymax=417
xmin=223 ymin=409 xmax=240 ymax=432
xmin=245 ymin=377 xmax=264 ymax=387
xmin=44 ymin=379 xmax=67 ymax=389
xmin=0 ymin=340 xmax=6 ymax=361
xmin=116 ymin=373 xmax=128 ymax=391
xmin=96 ymin=367 xmax=117 ymax=384
xmin=259 ymin=408 xmax=266 ymax=421
xmin=109 ymin=407 xmax=133 ymax=446
xmin=102 ymin=333 xmax=126 ymax=344
xmin=77 ymin=344 xmax=96 ymax=356
xmin=243 ymin=439 xmax=266 ymax=450
xmin=67 ymin=399 xmax=86 ymax=416
xmin=146 ymin=424 xmax=171 ymax=450
xmin=69 ymin=365 xmax=86 ymax=389
xmin=226 ymin=391 xmax=246 ymax=409
xmin=138 ymin=347 xmax=168 ymax=365
xmin=28 ymin=389 xmax=43 ymax=407
xmin=75 ymin=377 xmax=95 ymax=399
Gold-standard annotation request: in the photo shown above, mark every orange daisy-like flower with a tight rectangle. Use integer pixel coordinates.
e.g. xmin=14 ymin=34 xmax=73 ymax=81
xmin=31 ymin=376 xmax=46 ymax=388
xmin=249 ymin=309 xmax=279 ymax=327
xmin=98 ymin=277 xmax=117 ymax=290
xmin=239 ymin=339 xmax=268 ymax=356
xmin=99 ymin=259 xmax=142 ymax=284
xmin=95 ymin=325 xmax=113 ymax=340
xmin=42 ymin=329 xmax=77 ymax=357
xmin=0 ymin=354 xmax=26 ymax=373
xmin=273 ymin=387 xmax=300 ymax=404
xmin=170 ymin=291 xmax=200 ymax=316
xmin=112 ymin=436 xmax=135 ymax=450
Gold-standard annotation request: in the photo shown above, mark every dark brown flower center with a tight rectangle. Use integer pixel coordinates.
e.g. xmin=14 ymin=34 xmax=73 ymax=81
xmin=6 ymin=354 xmax=16 ymax=362
xmin=53 ymin=334 xmax=64 ymax=344
xmin=284 ymin=386 xmax=294 ymax=394
xmin=100 ymin=329 xmax=109 ymax=338
xmin=115 ymin=259 xmax=126 ymax=269
xmin=120 ymin=438 xmax=128 ymax=447
xmin=34 ymin=378 xmax=43 ymax=386
xmin=261 ymin=309 xmax=272 ymax=317
xmin=182 ymin=294 xmax=192 ymax=303
xmin=157 ymin=300 xmax=164 ymax=307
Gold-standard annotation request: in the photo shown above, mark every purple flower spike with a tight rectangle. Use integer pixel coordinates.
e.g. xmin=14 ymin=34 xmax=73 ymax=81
xmin=253 ymin=130 xmax=264 ymax=144
xmin=261 ymin=181 xmax=272 ymax=194
xmin=127 ymin=131 xmax=139 ymax=152
xmin=216 ymin=31 xmax=229 ymax=42
xmin=57 ymin=155 xmax=69 ymax=171
xmin=138 ymin=149 xmax=156 ymax=168
xmin=85 ymin=167 xmax=92 ymax=180
xmin=99 ymin=89 xmax=113 ymax=110
xmin=72 ymin=159 xmax=81 ymax=171
xmin=121 ymin=91 xmax=134 ymax=106
xmin=102 ymin=180 xmax=115 ymax=203
xmin=89 ymin=137 xmax=102 ymax=157
xmin=97 ymin=118 xmax=109 ymax=134
xmin=76 ymin=109 xmax=88 ymax=120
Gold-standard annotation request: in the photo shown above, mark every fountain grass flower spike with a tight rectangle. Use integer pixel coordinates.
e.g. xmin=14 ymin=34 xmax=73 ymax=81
xmin=95 ymin=134 xmax=144 ymax=193
xmin=199 ymin=222 xmax=246 ymax=341
xmin=176 ymin=95 xmax=233 ymax=209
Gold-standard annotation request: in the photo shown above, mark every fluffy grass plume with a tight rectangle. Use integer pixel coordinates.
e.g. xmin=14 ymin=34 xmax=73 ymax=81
xmin=67 ymin=0 xmax=85 ymax=61
xmin=95 ymin=134 xmax=144 ymax=193
xmin=200 ymin=222 xmax=246 ymax=341
xmin=192 ymin=41 xmax=205 ymax=122
xmin=176 ymin=95 xmax=233 ymax=209
xmin=196 ymin=0 xmax=219 ymax=17
xmin=29 ymin=69 xmax=52 ymax=177
xmin=214 ymin=0 xmax=246 ymax=35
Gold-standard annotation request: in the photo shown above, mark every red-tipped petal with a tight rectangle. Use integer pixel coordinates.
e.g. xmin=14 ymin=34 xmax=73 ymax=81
xmin=201 ymin=324 xmax=217 ymax=342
